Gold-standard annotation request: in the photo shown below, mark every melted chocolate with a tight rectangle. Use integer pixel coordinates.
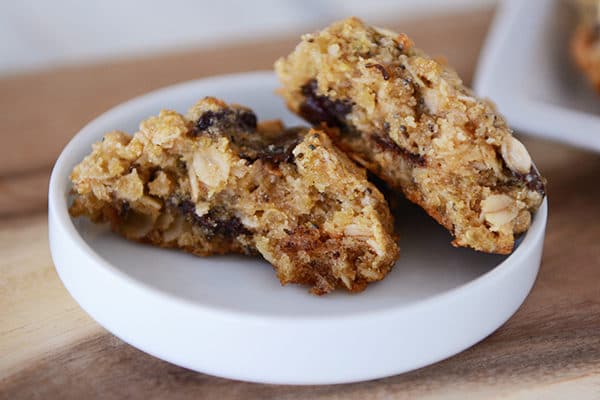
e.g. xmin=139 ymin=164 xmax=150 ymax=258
xmin=116 ymin=200 xmax=130 ymax=218
xmin=177 ymin=200 xmax=250 ymax=238
xmin=512 ymin=165 xmax=546 ymax=195
xmin=191 ymin=109 xmax=257 ymax=136
xmin=371 ymin=134 xmax=426 ymax=166
xmin=238 ymin=127 xmax=304 ymax=165
xmin=299 ymin=80 xmax=353 ymax=129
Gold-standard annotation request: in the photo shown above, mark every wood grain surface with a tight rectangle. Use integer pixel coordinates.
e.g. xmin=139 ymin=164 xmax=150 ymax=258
xmin=1 ymin=8 xmax=599 ymax=399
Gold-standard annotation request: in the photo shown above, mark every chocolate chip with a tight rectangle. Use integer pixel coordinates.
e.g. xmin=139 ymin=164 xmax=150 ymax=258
xmin=176 ymin=200 xmax=251 ymax=238
xmin=175 ymin=199 xmax=195 ymax=217
xmin=239 ymin=127 xmax=303 ymax=165
xmin=365 ymin=63 xmax=390 ymax=80
xmin=218 ymin=217 xmax=251 ymax=238
xmin=299 ymin=79 xmax=353 ymax=129
xmin=512 ymin=165 xmax=546 ymax=195
xmin=176 ymin=158 xmax=187 ymax=172
xmin=414 ymin=89 xmax=427 ymax=120
xmin=238 ymin=110 xmax=257 ymax=131
xmin=194 ymin=110 xmax=220 ymax=132
xmin=371 ymin=134 xmax=425 ymax=166
xmin=498 ymin=150 xmax=546 ymax=195
xmin=116 ymin=200 xmax=130 ymax=218
xmin=191 ymin=109 xmax=257 ymax=136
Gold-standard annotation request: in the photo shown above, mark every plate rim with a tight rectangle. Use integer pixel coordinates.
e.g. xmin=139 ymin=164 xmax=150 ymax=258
xmin=473 ymin=0 xmax=600 ymax=153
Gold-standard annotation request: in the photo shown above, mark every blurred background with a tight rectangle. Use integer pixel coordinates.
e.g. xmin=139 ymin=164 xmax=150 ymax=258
xmin=3 ymin=1 xmax=600 ymax=397
xmin=1 ymin=0 xmax=494 ymax=76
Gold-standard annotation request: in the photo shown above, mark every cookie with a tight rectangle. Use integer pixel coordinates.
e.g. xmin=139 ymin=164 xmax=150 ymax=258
xmin=275 ymin=17 xmax=545 ymax=254
xmin=70 ymin=97 xmax=399 ymax=294
xmin=571 ymin=0 xmax=600 ymax=91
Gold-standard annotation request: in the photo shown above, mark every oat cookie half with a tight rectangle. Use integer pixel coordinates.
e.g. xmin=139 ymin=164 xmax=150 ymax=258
xmin=70 ymin=97 xmax=399 ymax=294
xmin=275 ymin=17 xmax=546 ymax=254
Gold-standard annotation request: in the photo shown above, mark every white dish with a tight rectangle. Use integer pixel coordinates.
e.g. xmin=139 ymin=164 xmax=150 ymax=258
xmin=474 ymin=0 xmax=600 ymax=153
xmin=49 ymin=71 xmax=547 ymax=385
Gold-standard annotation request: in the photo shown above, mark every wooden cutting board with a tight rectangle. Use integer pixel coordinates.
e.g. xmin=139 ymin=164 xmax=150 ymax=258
xmin=1 ymin=7 xmax=599 ymax=399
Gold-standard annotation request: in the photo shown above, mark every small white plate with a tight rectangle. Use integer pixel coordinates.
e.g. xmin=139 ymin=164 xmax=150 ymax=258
xmin=474 ymin=0 xmax=600 ymax=152
xmin=49 ymin=71 xmax=547 ymax=385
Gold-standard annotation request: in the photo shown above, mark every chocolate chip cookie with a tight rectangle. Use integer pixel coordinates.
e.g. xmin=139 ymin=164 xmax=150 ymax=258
xmin=70 ymin=97 xmax=399 ymax=294
xmin=275 ymin=17 xmax=545 ymax=254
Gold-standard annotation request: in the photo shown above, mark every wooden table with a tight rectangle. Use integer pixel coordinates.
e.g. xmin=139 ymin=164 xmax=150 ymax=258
xmin=1 ymin=8 xmax=599 ymax=399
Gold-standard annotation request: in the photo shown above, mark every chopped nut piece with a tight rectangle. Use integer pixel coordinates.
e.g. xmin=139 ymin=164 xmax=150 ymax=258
xmin=501 ymin=136 xmax=532 ymax=174
xmin=481 ymin=194 xmax=518 ymax=232
xmin=191 ymin=141 xmax=231 ymax=192
xmin=481 ymin=194 xmax=513 ymax=214
xmin=115 ymin=169 xmax=144 ymax=202
xmin=148 ymin=171 xmax=173 ymax=197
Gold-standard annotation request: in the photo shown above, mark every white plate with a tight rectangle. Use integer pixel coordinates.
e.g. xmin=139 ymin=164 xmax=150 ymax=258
xmin=474 ymin=0 xmax=600 ymax=153
xmin=49 ymin=71 xmax=547 ymax=385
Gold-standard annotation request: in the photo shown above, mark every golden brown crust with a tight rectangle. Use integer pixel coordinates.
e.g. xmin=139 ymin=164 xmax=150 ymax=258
xmin=69 ymin=97 xmax=399 ymax=294
xmin=275 ymin=17 xmax=545 ymax=254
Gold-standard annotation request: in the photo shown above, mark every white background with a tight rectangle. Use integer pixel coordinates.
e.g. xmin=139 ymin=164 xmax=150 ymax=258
xmin=1 ymin=0 xmax=495 ymax=76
